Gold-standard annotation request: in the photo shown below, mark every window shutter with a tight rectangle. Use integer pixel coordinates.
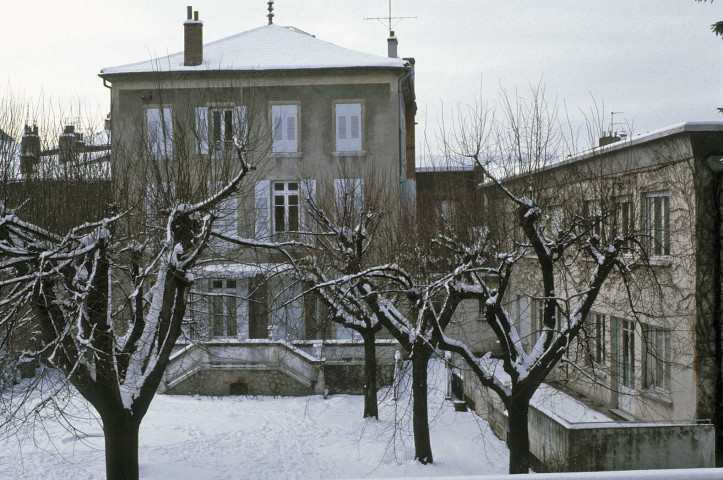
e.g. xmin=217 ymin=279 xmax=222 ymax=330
xmin=271 ymin=107 xmax=284 ymax=152
xmin=233 ymin=106 xmax=248 ymax=149
xmin=349 ymin=104 xmax=362 ymax=151
xmin=161 ymin=108 xmax=173 ymax=157
xmin=285 ymin=105 xmax=297 ymax=152
xmin=335 ymin=104 xmax=362 ymax=152
xmin=195 ymin=107 xmax=209 ymax=154
xmin=254 ymin=180 xmax=271 ymax=239
xmin=352 ymin=178 xmax=364 ymax=218
xmin=300 ymin=179 xmax=316 ymax=244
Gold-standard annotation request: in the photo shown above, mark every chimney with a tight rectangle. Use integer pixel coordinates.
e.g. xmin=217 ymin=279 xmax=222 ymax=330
xmin=20 ymin=124 xmax=40 ymax=175
xmin=598 ymin=133 xmax=622 ymax=147
xmin=184 ymin=6 xmax=203 ymax=67
xmin=387 ymin=31 xmax=398 ymax=58
xmin=59 ymin=125 xmax=77 ymax=164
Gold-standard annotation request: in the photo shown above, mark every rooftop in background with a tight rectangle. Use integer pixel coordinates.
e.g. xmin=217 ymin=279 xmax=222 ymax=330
xmin=100 ymin=24 xmax=408 ymax=76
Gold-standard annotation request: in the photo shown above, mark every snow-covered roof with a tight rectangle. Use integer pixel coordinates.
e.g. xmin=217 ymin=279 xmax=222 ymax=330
xmin=100 ymin=24 xmax=408 ymax=76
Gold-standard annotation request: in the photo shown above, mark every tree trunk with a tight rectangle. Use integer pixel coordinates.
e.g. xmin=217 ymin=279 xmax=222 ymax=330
xmin=412 ymin=342 xmax=433 ymax=464
xmin=101 ymin=411 xmax=141 ymax=480
xmin=362 ymin=329 xmax=379 ymax=419
xmin=507 ymin=397 xmax=531 ymax=474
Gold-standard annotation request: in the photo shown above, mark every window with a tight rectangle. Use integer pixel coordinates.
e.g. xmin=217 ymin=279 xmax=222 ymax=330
xmin=303 ymin=285 xmax=330 ymax=340
xmin=588 ymin=313 xmax=606 ymax=365
xmin=146 ymin=107 xmax=173 ymax=157
xmin=619 ymin=318 xmax=635 ymax=389
xmin=643 ymin=191 xmax=670 ymax=256
xmin=643 ymin=325 xmax=671 ymax=391
xmin=584 ymin=199 xmax=601 ymax=237
xmin=210 ymin=279 xmax=238 ymax=338
xmin=273 ymin=182 xmax=299 ymax=235
xmin=440 ymin=199 xmax=458 ymax=222
xmin=333 ymin=178 xmax=364 ymax=222
xmin=195 ymin=106 xmax=247 ymax=155
xmin=211 ymin=108 xmax=234 ymax=152
xmin=546 ymin=205 xmax=563 ymax=237
xmin=613 ymin=195 xmax=633 ymax=247
xmin=271 ymin=104 xmax=298 ymax=153
xmin=531 ymin=298 xmax=545 ymax=344
xmin=335 ymin=103 xmax=362 ymax=152
xmin=248 ymin=275 xmax=269 ymax=339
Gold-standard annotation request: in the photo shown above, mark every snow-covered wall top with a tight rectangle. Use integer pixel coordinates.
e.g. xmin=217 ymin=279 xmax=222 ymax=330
xmin=100 ymin=25 xmax=408 ymax=76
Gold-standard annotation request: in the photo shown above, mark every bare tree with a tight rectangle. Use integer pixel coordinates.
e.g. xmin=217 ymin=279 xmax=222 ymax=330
xmin=0 ymin=121 xmax=256 ymax=479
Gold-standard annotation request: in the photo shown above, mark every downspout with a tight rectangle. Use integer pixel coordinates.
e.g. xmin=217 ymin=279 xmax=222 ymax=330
xmin=706 ymin=154 xmax=723 ymax=466
xmin=397 ymin=65 xmax=413 ymax=185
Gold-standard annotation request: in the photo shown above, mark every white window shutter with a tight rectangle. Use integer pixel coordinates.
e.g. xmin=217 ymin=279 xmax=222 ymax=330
xmin=254 ymin=180 xmax=271 ymax=239
xmin=349 ymin=105 xmax=362 ymax=151
xmin=271 ymin=106 xmax=284 ymax=152
xmin=195 ymin=107 xmax=209 ymax=154
xmin=233 ymin=106 xmax=248 ymax=149
xmin=300 ymin=179 xmax=316 ymax=243
xmin=335 ymin=104 xmax=362 ymax=152
xmin=353 ymin=178 xmax=364 ymax=217
xmin=162 ymin=107 xmax=173 ymax=157
xmin=285 ymin=106 xmax=297 ymax=152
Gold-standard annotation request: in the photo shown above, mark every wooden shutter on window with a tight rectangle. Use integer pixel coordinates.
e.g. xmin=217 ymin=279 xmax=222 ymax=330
xmin=335 ymin=104 xmax=362 ymax=152
xmin=233 ymin=106 xmax=248 ymax=149
xmin=271 ymin=105 xmax=298 ymax=153
xmin=254 ymin=180 xmax=271 ymax=239
xmin=300 ymin=179 xmax=316 ymax=244
xmin=195 ymin=107 xmax=209 ymax=154
xmin=147 ymin=108 xmax=173 ymax=157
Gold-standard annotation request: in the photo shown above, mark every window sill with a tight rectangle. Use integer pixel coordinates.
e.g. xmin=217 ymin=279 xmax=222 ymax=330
xmin=641 ymin=387 xmax=673 ymax=406
xmin=272 ymin=152 xmax=303 ymax=159
xmin=646 ymin=256 xmax=673 ymax=267
xmin=331 ymin=150 xmax=366 ymax=158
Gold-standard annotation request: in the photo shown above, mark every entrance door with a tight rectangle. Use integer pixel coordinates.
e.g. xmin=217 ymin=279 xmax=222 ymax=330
xmin=248 ymin=275 xmax=269 ymax=339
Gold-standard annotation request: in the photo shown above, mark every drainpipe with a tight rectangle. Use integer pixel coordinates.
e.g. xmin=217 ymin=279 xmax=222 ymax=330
xmin=705 ymin=154 xmax=723 ymax=466
xmin=397 ymin=65 xmax=413 ymax=185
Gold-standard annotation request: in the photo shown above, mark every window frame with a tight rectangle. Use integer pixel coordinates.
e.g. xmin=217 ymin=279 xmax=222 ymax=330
xmin=643 ymin=190 xmax=671 ymax=257
xmin=643 ymin=324 xmax=672 ymax=392
xmin=210 ymin=279 xmax=238 ymax=339
xmin=145 ymin=106 xmax=174 ymax=158
xmin=272 ymin=181 xmax=300 ymax=236
xmin=333 ymin=101 xmax=364 ymax=153
xmin=270 ymin=103 xmax=300 ymax=153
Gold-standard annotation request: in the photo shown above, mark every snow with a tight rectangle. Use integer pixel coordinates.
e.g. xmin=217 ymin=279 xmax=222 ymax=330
xmin=100 ymin=25 xmax=408 ymax=76
xmin=0 ymin=360 xmax=510 ymax=479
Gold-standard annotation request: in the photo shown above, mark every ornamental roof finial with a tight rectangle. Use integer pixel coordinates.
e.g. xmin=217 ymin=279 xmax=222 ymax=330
xmin=267 ymin=0 xmax=274 ymax=25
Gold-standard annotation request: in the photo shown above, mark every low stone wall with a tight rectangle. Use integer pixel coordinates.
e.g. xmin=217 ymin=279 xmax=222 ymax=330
xmin=163 ymin=340 xmax=399 ymax=396
xmin=458 ymin=367 xmax=715 ymax=472
xmin=168 ymin=367 xmax=313 ymax=396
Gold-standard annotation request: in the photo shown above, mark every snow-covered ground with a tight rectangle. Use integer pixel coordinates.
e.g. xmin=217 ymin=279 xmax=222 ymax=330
xmin=1 ymin=360 xmax=510 ymax=479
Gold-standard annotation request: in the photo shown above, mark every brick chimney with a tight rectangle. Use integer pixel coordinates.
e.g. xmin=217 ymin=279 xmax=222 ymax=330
xmin=20 ymin=125 xmax=40 ymax=175
xmin=59 ymin=125 xmax=77 ymax=164
xmin=387 ymin=31 xmax=398 ymax=58
xmin=184 ymin=6 xmax=203 ymax=67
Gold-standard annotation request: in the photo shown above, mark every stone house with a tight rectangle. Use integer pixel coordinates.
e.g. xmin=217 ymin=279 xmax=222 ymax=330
xmin=98 ymin=6 xmax=415 ymax=396
xmin=417 ymin=123 xmax=723 ymax=471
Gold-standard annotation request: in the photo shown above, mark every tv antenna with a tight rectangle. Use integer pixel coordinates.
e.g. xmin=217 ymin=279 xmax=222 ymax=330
xmin=609 ymin=111 xmax=625 ymax=136
xmin=364 ymin=0 xmax=416 ymax=34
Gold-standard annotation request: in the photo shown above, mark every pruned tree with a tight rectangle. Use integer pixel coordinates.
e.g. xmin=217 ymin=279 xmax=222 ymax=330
xmin=0 ymin=133 xmax=254 ymax=479
xmin=419 ymin=89 xmax=669 ymax=474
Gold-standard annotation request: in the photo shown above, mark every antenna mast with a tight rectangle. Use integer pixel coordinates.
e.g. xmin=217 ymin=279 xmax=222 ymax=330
xmin=364 ymin=0 xmax=416 ymax=34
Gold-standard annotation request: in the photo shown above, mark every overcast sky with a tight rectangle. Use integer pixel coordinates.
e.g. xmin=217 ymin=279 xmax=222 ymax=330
xmin=2 ymin=0 xmax=722 ymax=155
